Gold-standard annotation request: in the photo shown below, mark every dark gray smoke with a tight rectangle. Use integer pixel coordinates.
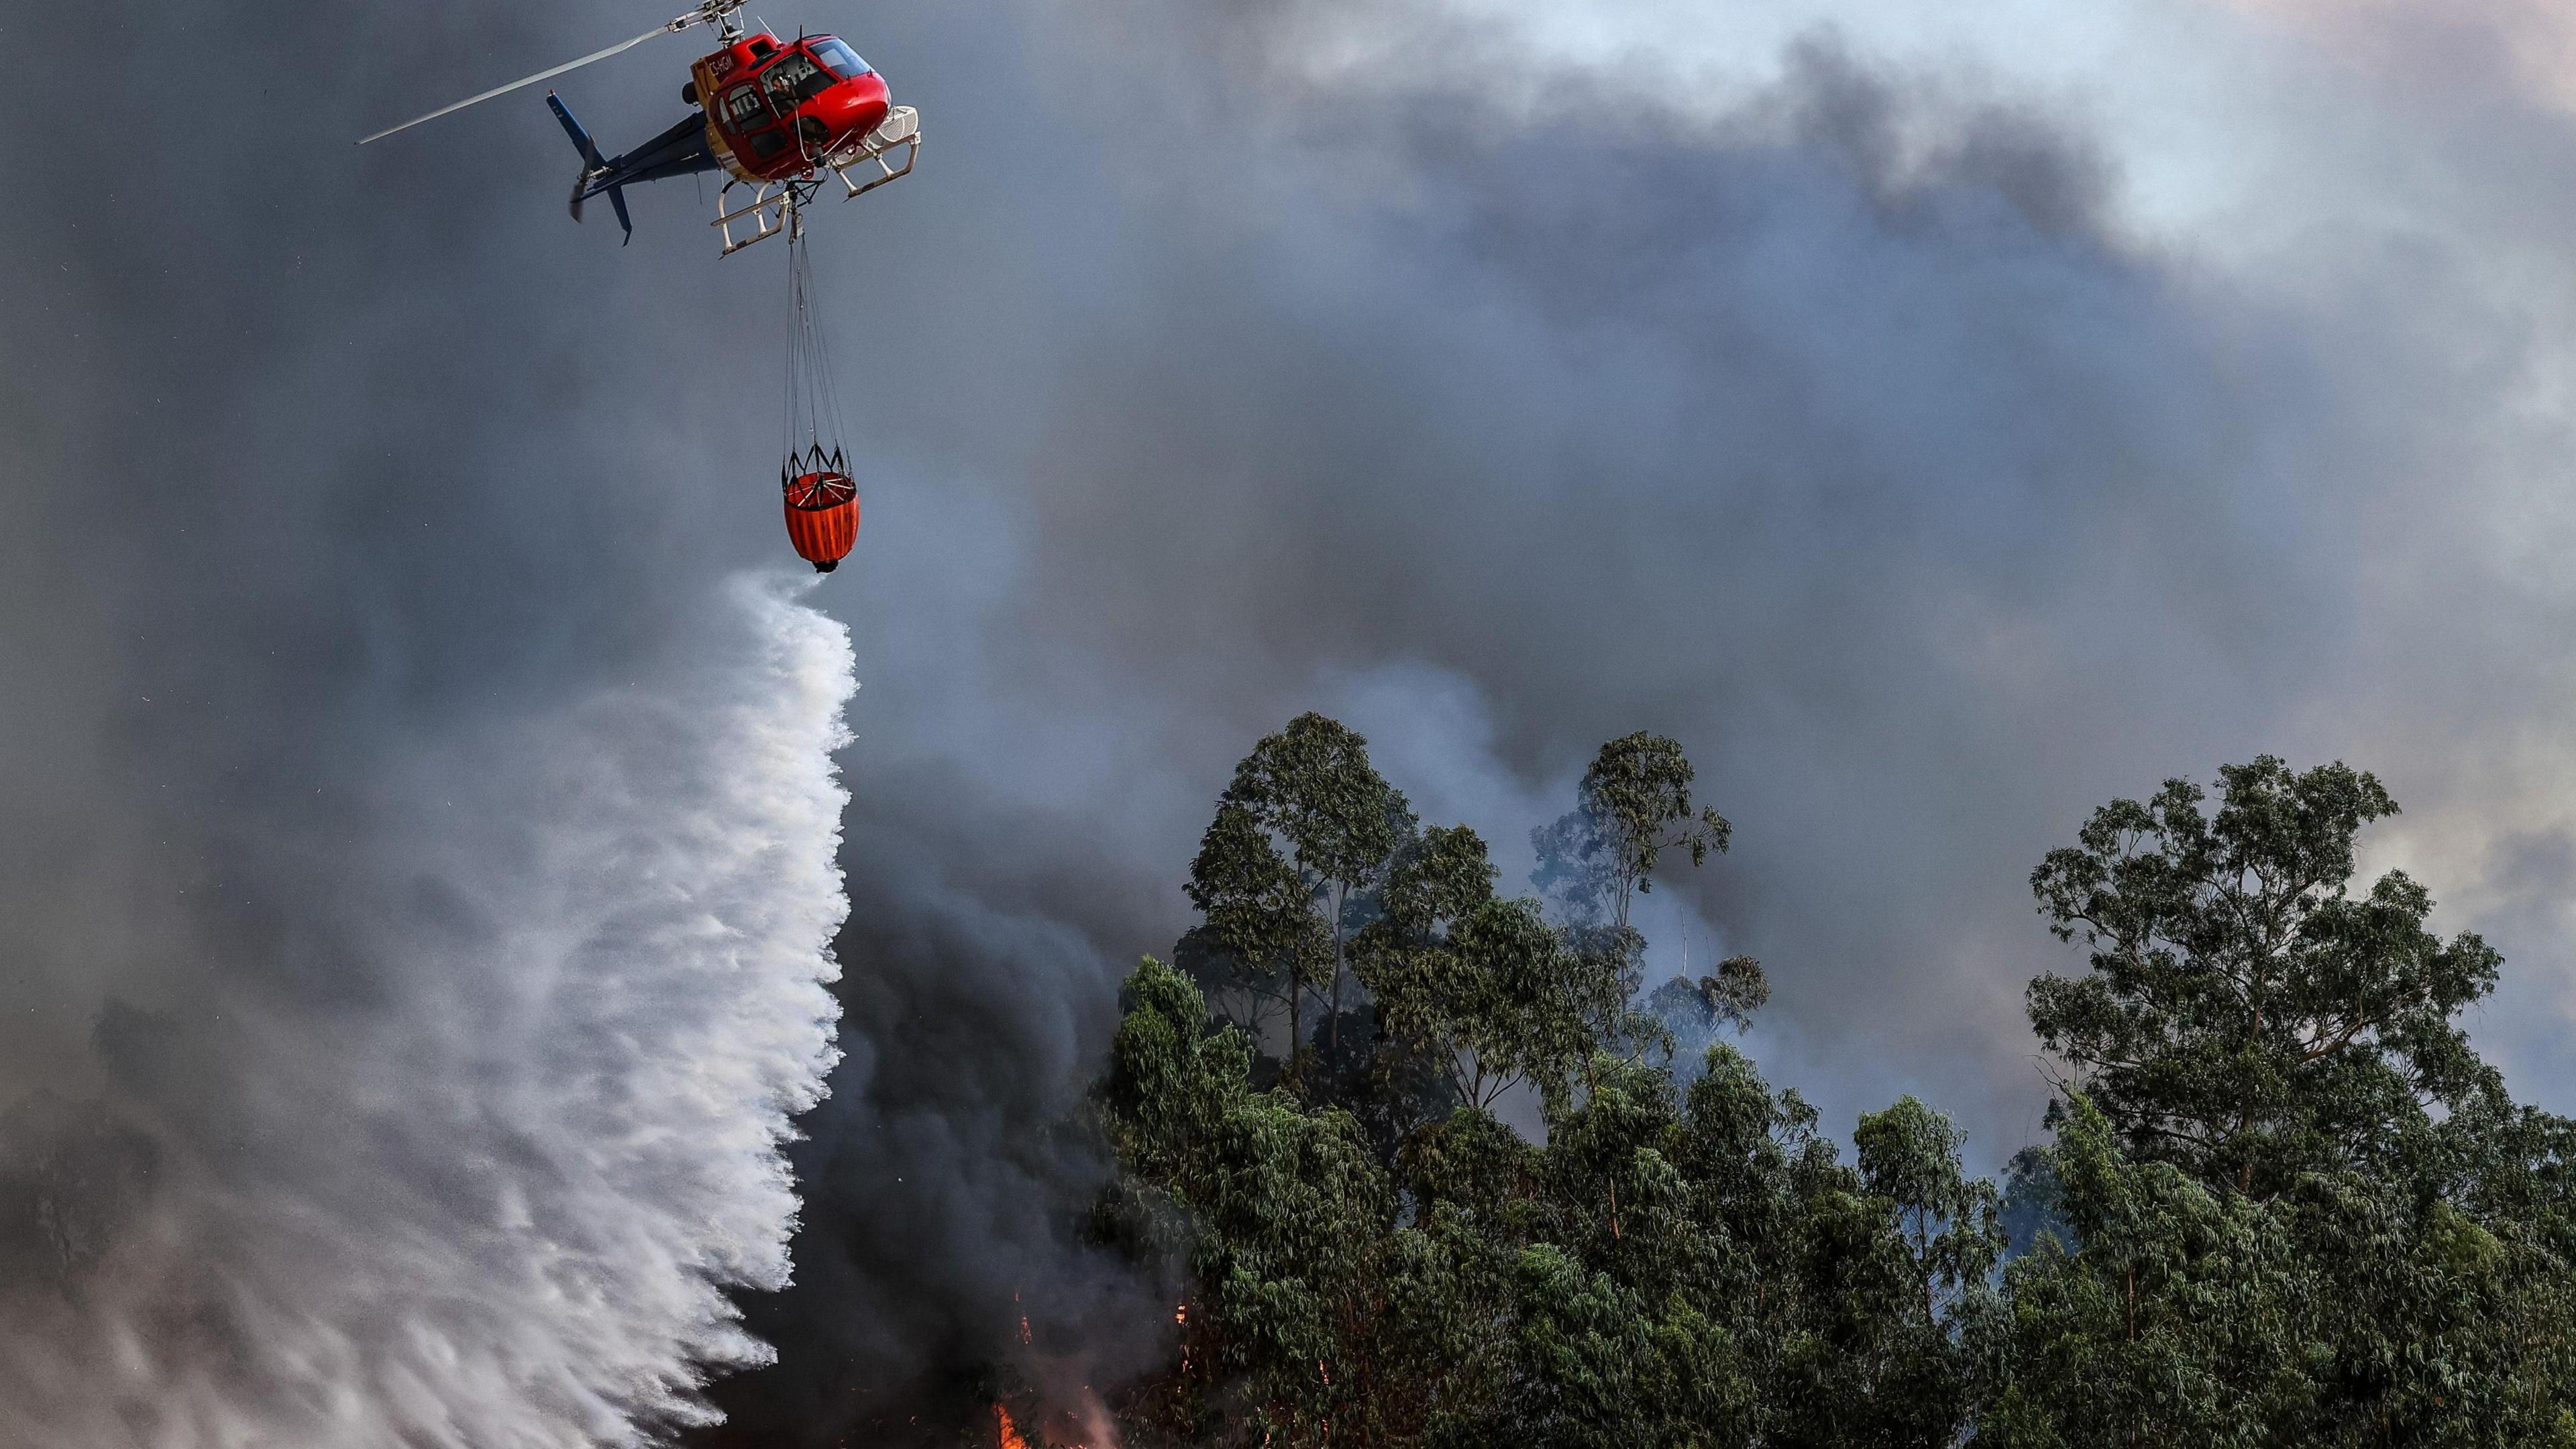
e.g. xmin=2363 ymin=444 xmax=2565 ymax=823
xmin=722 ymin=0 xmax=2576 ymax=1436
xmin=9 ymin=0 xmax=2576 ymax=1442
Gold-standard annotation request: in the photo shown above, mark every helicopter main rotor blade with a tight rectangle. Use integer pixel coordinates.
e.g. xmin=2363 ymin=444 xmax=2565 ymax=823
xmin=356 ymin=22 xmax=680 ymax=146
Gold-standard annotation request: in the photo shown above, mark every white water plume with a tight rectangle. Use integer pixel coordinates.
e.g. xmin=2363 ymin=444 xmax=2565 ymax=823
xmin=0 ymin=577 xmax=854 ymax=1448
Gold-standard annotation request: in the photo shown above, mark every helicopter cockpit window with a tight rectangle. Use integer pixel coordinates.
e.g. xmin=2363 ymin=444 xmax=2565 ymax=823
xmin=722 ymin=85 xmax=773 ymax=133
xmin=763 ymin=53 xmax=836 ymax=105
xmin=812 ymin=40 xmax=872 ymax=78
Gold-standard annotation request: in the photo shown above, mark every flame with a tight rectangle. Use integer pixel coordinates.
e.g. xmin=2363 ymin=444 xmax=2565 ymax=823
xmin=991 ymin=1287 xmax=1124 ymax=1448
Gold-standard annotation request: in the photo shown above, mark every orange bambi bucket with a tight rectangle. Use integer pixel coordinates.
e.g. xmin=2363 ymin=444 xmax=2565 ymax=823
xmin=782 ymin=467 xmax=859 ymax=572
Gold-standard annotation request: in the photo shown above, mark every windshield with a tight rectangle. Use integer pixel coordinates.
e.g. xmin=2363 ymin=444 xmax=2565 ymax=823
xmin=764 ymin=52 xmax=836 ymax=105
xmin=811 ymin=39 xmax=871 ymax=77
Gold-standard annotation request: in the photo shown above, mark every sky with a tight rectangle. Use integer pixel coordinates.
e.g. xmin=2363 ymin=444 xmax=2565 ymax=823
xmin=5 ymin=0 xmax=2576 ymax=1443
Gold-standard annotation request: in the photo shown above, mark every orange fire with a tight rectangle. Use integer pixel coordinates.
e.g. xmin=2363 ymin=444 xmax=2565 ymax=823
xmin=995 ymin=1403 xmax=1033 ymax=1449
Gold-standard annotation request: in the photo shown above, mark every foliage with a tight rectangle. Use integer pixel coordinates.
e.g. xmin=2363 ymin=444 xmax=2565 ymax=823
xmin=1185 ymin=801 xmax=1334 ymax=1048
xmin=1098 ymin=733 xmax=2576 ymax=1447
xmin=1534 ymin=733 xmax=1733 ymax=936
xmin=1978 ymin=1097 xmax=2316 ymax=1448
xmin=1102 ymin=957 xmax=1392 ymax=1443
xmin=1355 ymin=826 xmax=1607 ymax=1113
xmin=2000 ymin=760 xmax=2576 ymax=1446
xmin=1648 ymin=955 xmax=1770 ymax=1064
xmin=1102 ymin=718 xmax=2001 ymax=1448
xmin=1188 ymin=713 xmax=1415 ymax=1083
xmin=2026 ymin=755 xmax=2500 ymax=1195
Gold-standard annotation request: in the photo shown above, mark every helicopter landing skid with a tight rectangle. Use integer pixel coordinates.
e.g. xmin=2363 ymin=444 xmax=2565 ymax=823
xmin=714 ymin=107 xmax=921 ymax=256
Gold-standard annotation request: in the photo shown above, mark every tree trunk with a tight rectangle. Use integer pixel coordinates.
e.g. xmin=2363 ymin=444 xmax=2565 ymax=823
xmin=1326 ymin=881 xmax=1346 ymax=1055
xmin=1288 ymin=970 xmax=1304 ymax=1089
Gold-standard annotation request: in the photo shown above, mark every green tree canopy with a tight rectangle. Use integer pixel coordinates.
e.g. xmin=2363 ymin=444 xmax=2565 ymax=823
xmin=1198 ymin=713 xmax=1415 ymax=1073
xmin=2027 ymin=755 xmax=2503 ymax=1195
xmin=1091 ymin=735 xmax=2576 ymax=1449
xmin=2000 ymin=757 xmax=2576 ymax=1447
xmin=1535 ymin=733 xmax=1734 ymax=936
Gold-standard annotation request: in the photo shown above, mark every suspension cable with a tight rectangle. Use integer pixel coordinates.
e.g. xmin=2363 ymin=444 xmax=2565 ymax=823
xmin=782 ymin=199 xmax=852 ymax=472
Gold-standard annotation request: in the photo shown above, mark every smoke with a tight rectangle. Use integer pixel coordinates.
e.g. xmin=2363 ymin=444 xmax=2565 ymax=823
xmin=13 ymin=0 xmax=2576 ymax=1442
xmin=727 ymin=0 xmax=2576 ymax=1433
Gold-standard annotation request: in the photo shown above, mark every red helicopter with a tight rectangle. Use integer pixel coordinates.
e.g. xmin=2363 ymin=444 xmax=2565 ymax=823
xmin=360 ymin=0 xmax=916 ymax=572
xmin=358 ymin=0 xmax=920 ymax=255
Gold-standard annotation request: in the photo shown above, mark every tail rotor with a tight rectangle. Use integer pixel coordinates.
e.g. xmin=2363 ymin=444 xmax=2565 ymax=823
xmin=546 ymin=92 xmax=633 ymax=244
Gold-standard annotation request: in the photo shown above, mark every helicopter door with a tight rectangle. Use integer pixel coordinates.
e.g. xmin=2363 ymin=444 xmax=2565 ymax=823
xmin=718 ymin=83 xmax=792 ymax=163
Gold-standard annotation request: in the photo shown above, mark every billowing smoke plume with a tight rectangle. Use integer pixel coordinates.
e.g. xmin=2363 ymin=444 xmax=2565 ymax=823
xmin=13 ymin=0 xmax=2576 ymax=1442
xmin=720 ymin=0 xmax=2576 ymax=1436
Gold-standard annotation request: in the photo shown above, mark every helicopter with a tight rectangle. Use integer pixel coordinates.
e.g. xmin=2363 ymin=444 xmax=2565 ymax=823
xmin=358 ymin=0 xmax=920 ymax=255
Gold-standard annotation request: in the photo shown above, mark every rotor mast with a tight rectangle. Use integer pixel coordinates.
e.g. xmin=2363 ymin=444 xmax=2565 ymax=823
xmin=696 ymin=0 xmax=748 ymax=41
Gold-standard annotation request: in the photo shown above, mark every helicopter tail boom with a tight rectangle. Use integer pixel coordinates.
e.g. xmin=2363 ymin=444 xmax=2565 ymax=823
xmin=549 ymin=94 xmax=722 ymax=246
xmin=547 ymin=93 xmax=634 ymax=244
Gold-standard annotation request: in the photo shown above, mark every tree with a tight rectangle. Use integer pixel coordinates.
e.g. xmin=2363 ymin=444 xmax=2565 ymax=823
xmin=1978 ymin=1097 xmax=2316 ymax=1449
xmin=1996 ymin=1144 xmax=2070 ymax=1260
xmin=1216 ymin=714 xmax=1415 ymax=1069
xmin=1535 ymin=733 xmax=1741 ymax=1066
xmin=1354 ymin=827 xmax=1605 ymax=1112
xmin=2027 ymin=755 xmax=2502 ymax=1196
xmin=1106 ymin=732 xmax=2576 ymax=1449
xmin=1647 ymin=955 xmax=1770 ymax=1071
xmin=1185 ymin=801 xmax=1333 ymax=1054
xmin=1854 ymin=1098 xmax=2003 ymax=1328
xmin=1107 ymin=717 xmax=2019 ymax=1449
xmin=1534 ymin=733 xmax=1734 ymax=938
xmin=1100 ymin=957 xmax=1396 ymax=1447
xmin=2012 ymin=757 xmax=2576 ymax=1444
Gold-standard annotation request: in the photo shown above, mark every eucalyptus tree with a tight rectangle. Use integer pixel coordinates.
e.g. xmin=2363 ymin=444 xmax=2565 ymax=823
xmin=1978 ymin=1098 xmax=2315 ymax=1449
xmin=1210 ymin=714 xmax=1415 ymax=1067
xmin=1185 ymin=800 xmax=1332 ymax=1052
xmin=1116 ymin=717 xmax=2045 ymax=1449
xmin=2026 ymin=755 xmax=2502 ymax=1196
xmin=1534 ymin=733 xmax=1733 ymax=935
xmin=1101 ymin=956 xmax=1395 ymax=1447
xmin=1354 ymin=826 xmax=1607 ymax=1114
xmin=1647 ymin=955 xmax=1770 ymax=1072
xmin=1531 ymin=732 xmax=1741 ymax=1066
xmin=1583 ymin=732 xmax=1735 ymax=931
xmin=1117 ymin=740 xmax=2576 ymax=1448
xmin=2004 ymin=757 xmax=2576 ymax=1445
